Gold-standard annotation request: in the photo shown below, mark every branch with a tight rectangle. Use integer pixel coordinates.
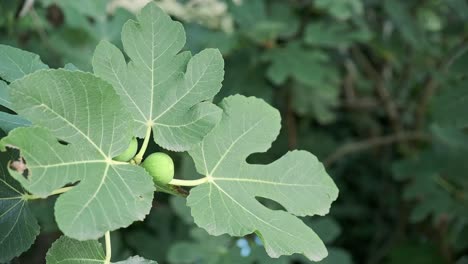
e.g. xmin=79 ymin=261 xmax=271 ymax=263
xmin=350 ymin=48 xmax=402 ymax=132
xmin=324 ymin=131 xmax=429 ymax=166
xmin=18 ymin=0 xmax=35 ymax=17
xmin=376 ymin=65 xmax=402 ymax=133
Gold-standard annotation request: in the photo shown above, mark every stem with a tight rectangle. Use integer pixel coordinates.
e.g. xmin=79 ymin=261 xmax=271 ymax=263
xmin=325 ymin=131 xmax=429 ymax=166
xmin=104 ymin=231 xmax=111 ymax=264
xmin=134 ymin=125 xmax=152 ymax=164
xmin=170 ymin=177 xmax=209 ymax=187
xmin=23 ymin=186 xmax=73 ymax=200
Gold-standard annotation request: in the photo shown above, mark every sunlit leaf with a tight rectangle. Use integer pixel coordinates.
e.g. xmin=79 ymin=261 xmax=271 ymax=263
xmin=0 ymin=44 xmax=48 ymax=83
xmin=93 ymin=3 xmax=224 ymax=151
xmin=186 ymin=95 xmax=338 ymax=261
xmin=0 ymin=70 xmax=155 ymax=240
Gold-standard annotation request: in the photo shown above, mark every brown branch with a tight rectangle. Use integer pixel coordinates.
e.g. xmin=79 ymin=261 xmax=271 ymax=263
xmin=343 ymin=60 xmax=357 ymax=102
xmin=341 ymin=59 xmax=379 ymax=110
xmin=376 ymin=65 xmax=402 ymax=133
xmin=351 ymin=48 xmax=402 ymax=132
xmin=341 ymin=97 xmax=378 ymax=110
xmin=324 ymin=131 xmax=429 ymax=166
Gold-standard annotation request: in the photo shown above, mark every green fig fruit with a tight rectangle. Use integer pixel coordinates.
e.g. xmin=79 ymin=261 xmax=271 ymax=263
xmin=142 ymin=152 xmax=174 ymax=185
xmin=113 ymin=137 xmax=138 ymax=162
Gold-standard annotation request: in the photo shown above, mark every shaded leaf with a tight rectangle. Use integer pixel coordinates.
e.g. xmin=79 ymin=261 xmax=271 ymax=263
xmin=46 ymin=236 xmax=105 ymax=264
xmin=432 ymin=85 xmax=468 ymax=129
xmin=46 ymin=236 xmax=158 ymax=264
xmin=304 ymin=22 xmax=371 ymax=48
xmin=0 ymin=151 xmax=39 ymax=263
xmin=314 ymin=0 xmax=363 ymax=20
xmin=264 ymin=42 xmax=337 ymax=86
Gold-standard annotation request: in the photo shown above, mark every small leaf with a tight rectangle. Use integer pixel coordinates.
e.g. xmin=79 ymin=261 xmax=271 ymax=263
xmin=186 ymin=95 xmax=339 ymax=261
xmin=264 ymin=42 xmax=337 ymax=87
xmin=292 ymin=82 xmax=339 ymax=124
xmin=0 ymin=152 xmax=39 ymax=263
xmin=46 ymin=236 xmax=105 ymax=264
xmin=0 ymin=44 xmax=48 ymax=82
xmin=168 ymin=228 xmax=231 ymax=264
xmin=304 ymin=22 xmax=371 ymax=48
xmin=1 ymin=70 xmax=155 ymax=240
xmin=384 ymin=0 xmax=427 ymax=48
xmin=93 ymin=2 xmax=224 ymax=151
xmin=46 ymin=236 xmax=158 ymax=264
xmin=314 ymin=0 xmax=363 ymax=20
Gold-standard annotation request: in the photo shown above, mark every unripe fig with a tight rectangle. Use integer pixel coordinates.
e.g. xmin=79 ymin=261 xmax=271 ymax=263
xmin=142 ymin=152 xmax=174 ymax=185
xmin=113 ymin=137 xmax=138 ymax=162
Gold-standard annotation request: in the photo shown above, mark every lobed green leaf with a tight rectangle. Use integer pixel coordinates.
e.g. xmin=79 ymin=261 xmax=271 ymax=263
xmin=186 ymin=95 xmax=339 ymax=261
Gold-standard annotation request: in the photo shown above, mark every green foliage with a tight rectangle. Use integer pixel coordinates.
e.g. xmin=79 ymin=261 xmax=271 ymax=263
xmin=187 ymin=95 xmax=338 ymax=261
xmin=0 ymin=2 xmax=339 ymax=263
xmin=92 ymin=4 xmax=224 ymax=151
xmin=1 ymin=0 xmax=468 ymax=263
xmin=46 ymin=236 xmax=157 ymax=264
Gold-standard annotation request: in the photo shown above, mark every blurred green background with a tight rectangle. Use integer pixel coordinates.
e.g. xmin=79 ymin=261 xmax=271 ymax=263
xmin=1 ymin=0 xmax=468 ymax=263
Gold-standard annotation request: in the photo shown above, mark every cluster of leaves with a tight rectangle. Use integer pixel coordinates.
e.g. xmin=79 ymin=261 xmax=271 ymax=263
xmin=0 ymin=1 xmax=339 ymax=264
xmin=1 ymin=0 xmax=468 ymax=263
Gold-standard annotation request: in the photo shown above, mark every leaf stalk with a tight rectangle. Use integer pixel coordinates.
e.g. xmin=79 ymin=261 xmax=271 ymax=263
xmin=170 ymin=177 xmax=209 ymax=187
xmin=134 ymin=125 xmax=152 ymax=164
xmin=104 ymin=231 xmax=111 ymax=264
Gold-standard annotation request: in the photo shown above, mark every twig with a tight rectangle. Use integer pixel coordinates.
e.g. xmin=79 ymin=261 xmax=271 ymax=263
xmin=351 ymin=47 xmax=402 ymax=133
xmin=341 ymin=97 xmax=378 ymax=110
xmin=343 ymin=59 xmax=357 ymax=103
xmin=18 ymin=0 xmax=35 ymax=17
xmin=376 ymin=65 xmax=402 ymax=133
xmin=341 ymin=58 xmax=379 ymax=110
xmin=324 ymin=131 xmax=429 ymax=166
